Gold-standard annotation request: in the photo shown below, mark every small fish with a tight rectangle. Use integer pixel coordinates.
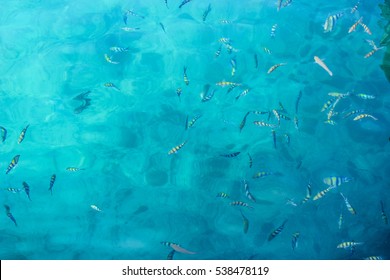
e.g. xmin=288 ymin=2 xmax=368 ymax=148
xmin=230 ymin=58 xmax=237 ymax=76
xmin=263 ymin=47 xmax=272 ymax=54
xmin=292 ymin=232 xmax=300 ymax=251
xmin=283 ymin=0 xmax=293 ymax=8
xmin=253 ymin=171 xmax=274 ymax=179
xmin=22 ymin=181 xmax=31 ymax=201
xmin=0 ymin=126 xmax=7 ymax=143
xmin=314 ymin=56 xmax=333 ymax=76
xmin=216 ymin=192 xmax=230 ymax=198
xmin=91 ymin=205 xmax=102 ymax=212
xmin=328 ymin=92 xmax=350 ymax=98
xmin=161 ymin=241 xmax=178 ymax=247
xmin=343 ymin=109 xmax=364 ymax=119
xmin=359 ymin=22 xmax=372 ymax=35
xmin=278 ymin=102 xmax=287 ymax=113
xmin=176 ymin=88 xmax=182 ymax=101
xmin=286 ymin=199 xmax=298 ymax=207
xmin=301 ymin=182 xmax=312 ymax=204
xmin=253 ymin=121 xmax=277 ymax=128
xmin=104 ymin=82 xmax=120 ymax=91
xmin=252 ymin=110 xmax=270 ymax=115
xmin=355 ymin=93 xmax=375 ymax=100
xmin=220 ymin=19 xmax=232 ymax=24
xmin=164 ymin=0 xmax=169 ymax=9
xmin=185 ymin=115 xmax=189 ymax=130
xmin=66 ymin=167 xmax=84 ymax=172
xmin=338 ymin=212 xmax=343 ymax=230
xmin=270 ymin=24 xmax=278 ymax=37
xmin=247 ymin=153 xmax=253 ymax=168
xmin=167 ymin=250 xmax=175 ymax=260
xmin=121 ymin=27 xmax=140 ymax=32
xmin=272 ymin=109 xmax=281 ymax=126
xmin=324 ymin=119 xmax=336 ymax=125
xmin=219 ymin=37 xmax=231 ymax=44
xmin=312 ymin=186 xmax=334 ymax=201
xmin=364 ymin=256 xmax=383 ymax=260
xmin=159 ymin=22 xmax=166 ymax=33
xmin=268 ymin=220 xmax=288 ymax=241
xmin=179 ymin=0 xmax=192 ymax=9
xmin=293 ymin=115 xmax=299 ymax=130
xmin=187 ymin=115 xmax=201 ymax=128
xmin=254 ymin=54 xmax=258 ymax=69
xmin=6 ymin=155 xmax=20 ymax=174
xmin=348 ymin=17 xmax=363 ymax=33
xmin=340 ymin=193 xmax=356 ymax=215
xmin=215 ymin=45 xmax=222 ymax=57
xmin=216 ymin=81 xmax=241 ymax=87
xmin=183 ymin=66 xmax=189 ymax=85
xmin=380 ymin=200 xmax=388 ymax=225
xmin=109 ymin=47 xmax=129 ymax=53
xmin=337 ymin=241 xmax=363 ymax=249
xmin=279 ymin=113 xmax=291 ymax=121
xmin=18 ymin=124 xmax=30 ymax=144
xmin=124 ymin=9 xmax=145 ymax=20
xmin=230 ymin=201 xmax=253 ymax=209
xmin=235 ymin=89 xmax=250 ymax=101
xmin=170 ymin=243 xmax=196 ymax=254
xmin=243 ymin=180 xmax=256 ymax=202
xmin=351 ymin=1 xmax=360 ymax=14
xmin=272 ymin=130 xmax=276 ymax=149
xmin=168 ymin=141 xmax=187 ymax=155
xmin=267 ymin=63 xmax=287 ymax=74
xmin=323 ymin=176 xmax=351 ymax=187
xmin=277 ymin=0 xmax=282 ymax=11
xmin=239 ymin=112 xmax=250 ymax=132
xmin=201 ymin=89 xmax=215 ymax=102
xmin=104 ymin=54 xmax=119 ymax=64
xmin=323 ymin=13 xmax=343 ymax=33
xmin=321 ymin=97 xmax=337 ymax=112
xmin=353 ymin=114 xmax=378 ymax=121
xmin=49 ymin=174 xmax=56 ymax=195
xmin=202 ymin=4 xmax=211 ymax=22
xmin=4 ymin=205 xmax=17 ymax=226
xmin=364 ymin=48 xmax=380 ymax=58
xmin=284 ymin=134 xmax=290 ymax=145
xmin=220 ymin=152 xmax=240 ymax=158
xmin=4 ymin=188 xmax=22 ymax=193
xmin=240 ymin=210 xmax=249 ymax=234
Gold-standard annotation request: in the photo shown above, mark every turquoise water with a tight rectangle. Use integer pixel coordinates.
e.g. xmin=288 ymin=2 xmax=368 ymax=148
xmin=0 ymin=0 xmax=389 ymax=260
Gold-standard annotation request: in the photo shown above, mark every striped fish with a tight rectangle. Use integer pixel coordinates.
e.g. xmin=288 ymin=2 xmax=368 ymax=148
xmin=216 ymin=192 xmax=230 ymax=198
xmin=66 ymin=167 xmax=84 ymax=172
xmin=321 ymin=97 xmax=337 ymax=112
xmin=253 ymin=171 xmax=274 ymax=179
xmin=270 ymin=24 xmax=278 ymax=37
xmin=323 ymin=176 xmax=352 ymax=187
xmin=167 ymin=250 xmax=175 ymax=260
xmin=18 ymin=124 xmax=30 ymax=144
xmin=351 ymin=1 xmax=360 ymax=14
xmin=168 ymin=141 xmax=187 ymax=155
xmin=247 ymin=153 xmax=253 ymax=168
xmin=340 ymin=193 xmax=356 ymax=215
xmin=4 ymin=205 xmax=17 ymax=227
xmin=104 ymin=82 xmax=120 ymax=91
xmin=201 ymin=89 xmax=215 ymax=102
xmin=0 ymin=126 xmax=7 ymax=143
xmin=6 ymin=155 xmax=20 ymax=174
xmin=215 ymin=45 xmax=222 ymax=57
xmin=338 ymin=212 xmax=343 ymax=230
xmin=4 ymin=188 xmax=22 ymax=193
xmin=267 ymin=63 xmax=287 ymax=74
xmin=176 ymin=88 xmax=182 ymax=101
xmin=323 ymin=13 xmax=343 ymax=33
xmin=292 ymin=232 xmax=300 ymax=251
xmin=364 ymin=256 xmax=383 ymax=260
xmin=337 ymin=241 xmax=363 ymax=249
xmin=22 ymin=182 xmax=31 ymax=201
xmin=353 ymin=114 xmax=378 ymax=121
xmin=230 ymin=201 xmax=253 ymax=209
xmin=187 ymin=115 xmax=201 ymax=129
xmin=183 ymin=66 xmax=189 ymax=85
xmin=220 ymin=152 xmax=240 ymax=158
xmin=348 ymin=17 xmax=363 ymax=33
xmin=253 ymin=121 xmax=277 ymax=128
xmin=49 ymin=174 xmax=56 ymax=195
xmin=343 ymin=109 xmax=364 ymax=119
xmin=355 ymin=93 xmax=375 ymax=99
xmin=359 ymin=22 xmax=372 ymax=35
xmin=243 ymin=180 xmax=256 ymax=202
xmin=230 ymin=57 xmax=237 ymax=76
xmin=301 ymin=182 xmax=312 ymax=204
xmin=268 ymin=220 xmax=288 ymax=241
xmin=380 ymin=201 xmax=388 ymax=225
xmin=109 ymin=47 xmax=129 ymax=53
xmin=313 ymin=186 xmax=334 ymax=201
xmin=236 ymin=88 xmax=250 ymax=101
xmin=239 ymin=112 xmax=250 ymax=132
xmin=240 ymin=210 xmax=249 ymax=234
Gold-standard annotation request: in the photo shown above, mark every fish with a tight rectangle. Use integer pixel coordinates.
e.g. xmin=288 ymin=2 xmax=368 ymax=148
xmin=121 ymin=27 xmax=140 ymax=32
xmin=323 ymin=13 xmax=343 ymax=33
xmin=301 ymin=182 xmax=312 ymax=204
xmin=283 ymin=0 xmax=293 ymax=8
xmin=220 ymin=152 xmax=240 ymax=158
xmin=215 ymin=45 xmax=222 ymax=57
xmin=104 ymin=82 xmax=120 ymax=91
xmin=338 ymin=212 xmax=343 ymax=230
xmin=230 ymin=201 xmax=253 ymax=209
xmin=184 ymin=115 xmax=189 ymax=130
xmin=359 ymin=22 xmax=372 ymax=35
xmin=187 ymin=114 xmax=201 ymax=129
xmin=216 ymin=81 xmax=241 ymax=87
xmin=295 ymin=91 xmax=302 ymax=114
xmin=272 ymin=130 xmax=276 ymax=149
xmin=219 ymin=37 xmax=231 ymax=44
xmin=216 ymin=192 xmax=230 ymax=198
xmin=239 ymin=112 xmax=250 ymax=132
xmin=252 ymin=110 xmax=270 ymax=115
xmin=159 ymin=22 xmax=166 ymax=33
xmin=170 ymin=243 xmax=196 ymax=255
xmin=323 ymin=176 xmax=351 ymax=187
xmin=91 ymin=205 xmax=102 ymax=212
xmin=312 ymin=186 xmax=334 ymax=201
xmin=235 ymin=89 xmax=250 ymax=101
xmin=49 ymin=174 xmax=56 ymax=195
xmin=268 ymin=220 xmax=288 ymax=241
xmin=176 ymin=88 xmax=182 ymax=101
xmin=254 ymin=54 xmax=258 ymax=69
xmin=270 ymin=24 xmax=278 ymax=37
xmin=202 ymin=4 xmax=211 ymax=22
xmin=183 ymin=67 xmax=189 ymax=85
xmin=243 ymin=180 xmax=256 ymax=202
xmin=324 ymin=119 xmax=336 ymax=125
xmin=263 ymin=47 xmax=272 ymax=54
xmin=201 ymin=88 xmax=215 ymax=102
xmin=109 ymin=47 xmax=129 ymax=53
xmin=240 ymin=210 xmax=249 ymax=234
xmin=351 ymin=1 xmax=360 ymax=14
xmin=124 ymin=9 xmax=145 ymax=20
xmin=364 ymin=256 xmax=383 ymax=260
xmin=4 ymin=188 xmax=22 ymax=193
xmin=164 ymin=0 xmax=169 ymax=9
xmin=220 ymin=19 xmax=232 ymax=24
xmin=286 ymin=199 xmax=297 ymax=207
xmin=167 ymin=250 xmax=175 ymax=260
xmin=104 ymin=54 xmax=119 ymax=64
xmin=284 ymin=133 xmax=290 ymax=146
xmin=348 ymin=17 xmax=363 ymax=33
xmin=224 ymin=42 xmax=237 ymax=54
xmin=321 ymin=97 xmax=337 ymax=112
xmin=272 ymin=109 xmax=281 ymax=126
xmin=294 ymin=115 xmax=299 ymax=130
xmin=22 ymin=182 xmax=31 ymax=201
xmin=355 ymin=93 xmax=375 ymax=100
xmin=179 ymin=0 xmax=192 ymax=9
xmin=364 ymin=48 xmax=380 ymax=58
xmin=380 ymin=200 xmax=388 ymax=225
xmin=253 ymin=121 xmax=277 ymax=128
xmin=267 ymin=63 xmax=287 ymax=74
xmin=314 ymin=56 xmax=333 ymax=76
xmin=253 ymin=171 xmax=275 ymax=179
xmin=353 ymin=114 xmax=378 ymax=121
xmin=337 ymin=241 xmax=363 ymax=249
xmin=279 ymin=113 xmax=291 ymax=121
xmin=292 ymin=232 xmax=300 ymax=251
xmin=18 ymin=124 xmax=30 ymax=144
xmin=248 ymin=153 xmax=253 ymax=168
xmin=0 ymin=126 xmax=7 ymax=143
xmin=4 ymin=205 xmax=17 ymax=226
xmin=66 ymin=167 xmax=84 ymax=172
xmin=277 ymin=0 xmax=282 ymax=11
xmin=343 ymin=109 xmax=364 ymax=119
xmin=6 ymin=155 xmax=20 ymax=174
xmin=340 ymin=193 xmax=356 ymax=215
xmin=230 ymin=58 xmax=237 ymax=76
xmin=168 ymin=141 xmax=187 ymax=155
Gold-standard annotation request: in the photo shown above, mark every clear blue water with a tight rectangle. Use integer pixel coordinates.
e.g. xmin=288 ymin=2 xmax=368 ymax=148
xmin=0 ymin=0 xmax=389 ymax=260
